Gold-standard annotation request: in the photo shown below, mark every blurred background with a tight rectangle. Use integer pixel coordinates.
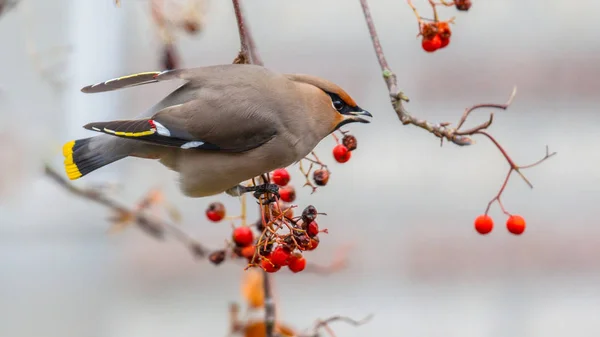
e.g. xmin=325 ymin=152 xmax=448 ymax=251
xmin=1 ymin=0 xmax=599 ymax=336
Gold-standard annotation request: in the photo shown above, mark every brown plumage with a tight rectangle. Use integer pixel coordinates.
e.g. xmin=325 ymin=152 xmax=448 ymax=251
xmin=62 ymin=64 xmax=371 ymax=198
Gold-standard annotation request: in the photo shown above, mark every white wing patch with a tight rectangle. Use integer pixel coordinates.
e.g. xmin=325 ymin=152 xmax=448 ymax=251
xmin=181 ymin=141 xmax=205 ymax=149
xmin=152 ymin=121 xmax=171 ymax=136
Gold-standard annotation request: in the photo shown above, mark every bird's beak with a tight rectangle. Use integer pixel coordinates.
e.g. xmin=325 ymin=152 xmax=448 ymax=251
xmin=344 ymin=107 xmax=372 ymax=124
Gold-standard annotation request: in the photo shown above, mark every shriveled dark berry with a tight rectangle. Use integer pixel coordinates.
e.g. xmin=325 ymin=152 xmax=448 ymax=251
xmin=313 ymin=169 xmax=330 ymax=186
xmin=302 ymin=205 xmax=318 ymax=224
xmin=342 ymin=134 xmax=357 ymax=151
xmin=258 ymin=242 xmax=274 ymax=256
xmin=209 ymin=250 xmax=226 ymax=265
xmin=455 ymin=0 xmax=471 ymax=11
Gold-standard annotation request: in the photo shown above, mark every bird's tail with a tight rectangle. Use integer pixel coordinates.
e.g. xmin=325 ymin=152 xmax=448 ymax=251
xmin=62 ymin=136 xmax=128 ymax=180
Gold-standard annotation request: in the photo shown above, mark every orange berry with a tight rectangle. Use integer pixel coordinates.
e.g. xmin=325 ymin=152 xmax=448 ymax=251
xmin=288 ymin=253 xmax=306 ymax=273
xmin=240 ymin=245 xmax=256 ymax=259
xmin=261 ymin=257 xmax=280 ymax=273
xmin=474 ymin=215 xmax=493 ymax=235
xmin=506 ymin=215 xmax=526 ymax=235
xmin=437 ymin=22 xmax=452 ymax=39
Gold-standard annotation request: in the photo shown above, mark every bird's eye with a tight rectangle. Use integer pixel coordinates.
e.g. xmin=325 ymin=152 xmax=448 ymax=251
xmin=332 ymin=100 xmax=344 ymax=111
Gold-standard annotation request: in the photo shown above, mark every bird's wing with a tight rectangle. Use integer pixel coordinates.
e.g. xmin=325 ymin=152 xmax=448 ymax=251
xmin=80 ymin=69 xmax=188 ymax=94
xmin=82 ymin=98 xmax=279 ymax=153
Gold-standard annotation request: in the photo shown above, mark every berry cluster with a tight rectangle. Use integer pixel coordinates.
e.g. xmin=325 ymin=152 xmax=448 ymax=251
xmin=208 ymin=203 xmax=327 ymax=274
xmin=408 ymin=0 xmax=472 ymax=53
xmin=203 ymin=131 xmax=360 ymax=272
xmin=474 ymin=214 xmax=526 ymax=235
xmin=421 ymin=21 xmax=452 ymax=53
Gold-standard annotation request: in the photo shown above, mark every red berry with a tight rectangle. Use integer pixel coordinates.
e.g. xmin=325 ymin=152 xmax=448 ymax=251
xmin=279 ymin=185 xmax=296 ymax=203
xmin=333 ymin=144 xmax=351 ymax=163
xmin=313 ymin=169 xmax=330 ymax=186
xmin=272 ymin=168 xmax=290 ymax=186
xmin=270 ymin=246 xmax=292 ymax=266
xmin=288 ymin=253 xmax=306 ymax=273
xmin=261 ymin=257 xmax=281 ymax=273
xmin=307 ymin=221 xmax=319 ymax=237
xmin=506 ymin=215 xmax=526 ymax=235
xmin=474 ymin=215 xmax=494 ymax=235
xmin=422 ymin=35 xmax=442 ymax=53
xmin=440 ymin=37 xmax=450 ymax=49
xmin=206 ymin=202 xmax=226 ymax=222
xmin=232 ymin=226 xmax=254 ymax=247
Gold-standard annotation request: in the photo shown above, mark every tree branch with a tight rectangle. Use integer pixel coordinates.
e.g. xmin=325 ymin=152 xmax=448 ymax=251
xmin=359 ymin=0 xmax=516 ymax=147
xmin=44 ymin=164 xmax=212 ymax=259
xmin=231 ymin=0 xmax=263 ymax=66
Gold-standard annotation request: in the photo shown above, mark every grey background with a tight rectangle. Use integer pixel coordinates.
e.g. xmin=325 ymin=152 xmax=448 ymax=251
xmin=1 ymin=0 xmax=599 ymax=336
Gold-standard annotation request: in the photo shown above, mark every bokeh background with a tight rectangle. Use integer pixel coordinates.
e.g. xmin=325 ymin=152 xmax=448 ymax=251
xmin=1 ymin=0 xmax=599 ymax=336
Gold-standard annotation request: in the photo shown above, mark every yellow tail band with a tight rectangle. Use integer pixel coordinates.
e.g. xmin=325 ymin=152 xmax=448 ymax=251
xmin=62 ymin=140 xmax=82 ymax=180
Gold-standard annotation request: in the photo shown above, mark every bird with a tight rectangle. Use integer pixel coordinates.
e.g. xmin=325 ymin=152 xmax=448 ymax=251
xmin=62 ymin=64 xmax=372 ymax=198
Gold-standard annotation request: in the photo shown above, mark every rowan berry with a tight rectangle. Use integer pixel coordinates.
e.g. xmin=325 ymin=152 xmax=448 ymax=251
xmin=209 ymin=250 xmax=226 ymax=265
xmin=342 ymin=134 xmax=357 ymax=151
xmin=302 ymin=205 xmax=318 ymax=224
xmin=333 ymin=144 xmax=351 ymax=163
xmin=272 ymin=168 xmax=291 ymax=186
xmin=455 ymin=0 xmax=471 ymax=11
xmin=421 ymin=22 xmax=439 ymax=40
xmin=307 ymin=221 xmax=319 ymax=237
xmin=506 ymin=215 xmax=526 ymax=235
xmin=270 ymin=246 xmax=292 ymax=266
xmin=306 ymin=237 xmax=319 ymax=251
xmin=422 ymin=35 xmax=442 ymax=52
xmin=279 ymin=185 xmax=296 ymax=203
xmin=313 ymin=169 xmax=330 ymax=186
xmin=437 ymin=22 xmax=452 ymax=39
xmin=240 ymin=245 xmax=256 ymax=259
xmin=206 ymin=202 xmax=226 ymax=222
xmin=474 ymin=215 xmax=494 ymax=235
xmin=261 ymin=257 xmax=280 ymax=273
xmin=232 ymin=226 xmax=254 ymax=247
xmin=288 ymin=253 xmax=306 ymax=273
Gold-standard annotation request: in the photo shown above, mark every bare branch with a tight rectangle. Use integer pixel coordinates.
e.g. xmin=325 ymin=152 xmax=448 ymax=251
xmin=231 ymin=0 xmax=263 ymax=66
xmin=44 ymin=164 xmax=212 ymax=259
xmin=297 ymin=314 xmax=373 ymax=337
xmin=359 ymin=0 xmax=517 ymax=147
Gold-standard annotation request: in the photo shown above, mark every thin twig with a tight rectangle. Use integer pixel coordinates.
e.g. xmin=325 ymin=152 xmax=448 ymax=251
xmin=359 ymin=0 xmax=515 ymax=147
xmin=44 ymin=164 xmax=211 ymax=258
xmin=296 ymin=314 xmax=373 ymax=337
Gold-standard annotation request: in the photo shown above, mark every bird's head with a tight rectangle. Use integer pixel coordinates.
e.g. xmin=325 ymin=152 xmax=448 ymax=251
xmin=285 ymin=74 xmax=372 ymax=131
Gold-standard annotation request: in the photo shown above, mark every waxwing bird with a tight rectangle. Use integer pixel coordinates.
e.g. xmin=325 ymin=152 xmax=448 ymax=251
xmin=62 ymin=64 xmax=372 ymax=198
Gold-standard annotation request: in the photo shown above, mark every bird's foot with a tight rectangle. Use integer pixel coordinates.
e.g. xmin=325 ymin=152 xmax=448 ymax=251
xmin=225 ymin=183 xmax=280 ymax=202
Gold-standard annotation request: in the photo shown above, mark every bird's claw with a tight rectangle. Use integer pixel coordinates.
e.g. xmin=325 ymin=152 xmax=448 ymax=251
xmin=225 ymin=183 xmax=279 ymax=203
xmin=251 ymin=183 xmax=279 ymax=202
